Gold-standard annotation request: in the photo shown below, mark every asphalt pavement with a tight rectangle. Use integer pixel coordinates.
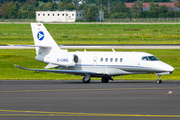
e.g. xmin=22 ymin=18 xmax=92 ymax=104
xmin=0 ymin=80 xmax=180 ymax=120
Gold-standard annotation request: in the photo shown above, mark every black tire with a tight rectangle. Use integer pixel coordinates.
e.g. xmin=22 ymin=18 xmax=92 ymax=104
xmin=157 ymin=80 xmax=162 ymax=84
xmin=82 ymin=77 xmax=90 ymax=83
xmin=101 ymin=77 xmax=109 ymax=83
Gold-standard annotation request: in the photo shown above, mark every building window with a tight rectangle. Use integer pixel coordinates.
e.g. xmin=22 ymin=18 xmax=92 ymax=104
xmin=43 ymin=14 xmax=45 ymax=16
xmin=62 ymin=14 xmax=64 ymax=16
xmin=38 ymin=14 xmax=40 ymax=16
xmin=72 ymin=14 xmax=74 ymax=16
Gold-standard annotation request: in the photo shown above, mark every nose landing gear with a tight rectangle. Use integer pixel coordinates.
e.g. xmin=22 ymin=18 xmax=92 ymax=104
xmin=157 ymin=75 xmax=162 ymax=84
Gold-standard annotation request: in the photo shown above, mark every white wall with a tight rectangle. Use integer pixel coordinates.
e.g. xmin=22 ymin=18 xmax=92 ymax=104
xmin=36 ymin=11 xmax=84 ymax=22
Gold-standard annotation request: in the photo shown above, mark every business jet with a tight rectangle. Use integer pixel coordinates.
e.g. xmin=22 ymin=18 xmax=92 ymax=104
xmin=15 ymin=23 xmax=174 ymax=84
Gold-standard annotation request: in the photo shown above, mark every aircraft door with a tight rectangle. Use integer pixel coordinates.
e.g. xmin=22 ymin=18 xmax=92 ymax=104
xmin=93 ymin=56 xmax=98 ymax=66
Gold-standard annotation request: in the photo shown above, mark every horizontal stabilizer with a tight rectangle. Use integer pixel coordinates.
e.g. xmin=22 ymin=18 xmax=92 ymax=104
xmin=45 ymin=63 xmax=59 ymax=69
xmin=14 ymin=45 xmax=52 ymax=48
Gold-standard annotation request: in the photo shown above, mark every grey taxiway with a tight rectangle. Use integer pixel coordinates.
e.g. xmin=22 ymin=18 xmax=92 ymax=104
xmin=0 ymin=80 xmax=180 ymax=120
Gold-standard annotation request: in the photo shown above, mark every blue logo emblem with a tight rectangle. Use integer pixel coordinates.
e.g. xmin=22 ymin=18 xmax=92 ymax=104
xmin=37 ymin=31 xmax=44 ymax=41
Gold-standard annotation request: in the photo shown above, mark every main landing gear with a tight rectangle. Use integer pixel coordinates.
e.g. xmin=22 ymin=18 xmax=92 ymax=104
xmin=101 ymin=76 xmax=113 ymax=83
xmin=82 ymin=76 xmax=91 ymax=83
xmin=157 ymin=75 xmax=162 ymax=84
xmin=82 ymin=75 xmax=113 ymax=83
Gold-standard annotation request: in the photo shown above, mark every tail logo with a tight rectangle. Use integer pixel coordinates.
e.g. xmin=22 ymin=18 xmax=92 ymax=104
xmin=37 ymin=31 xmax=44 ymax=41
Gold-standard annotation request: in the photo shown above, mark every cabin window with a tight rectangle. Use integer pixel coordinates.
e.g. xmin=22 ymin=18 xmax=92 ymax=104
xmin=100 ymin=58 xmax=103 ymax=62
xmin=38 ymin=14 xmax=40 ymax=16
xmin=72 ymin=14 xmax=74 ymax=16
xmin=148 ymin=56 xmax=159 ymax=61
xmin=120 ymin=58 xmax=123 ymax=62
xmin=115 ymin=58 xmax=118 ymax=62
xmin=110 ymin=58 xmax=113 ymax=62
xmin=105 ymin=58 xmax=108 ymax=62
xmin=62 ymin=14 xmax=64 ymax=16
xmin=142 ymin=56 xmax=159 ymax=61
xmin=142 ymin=57 xmax=148 ymax=61
xmin=57 ymin=14 xmax=59 ymax=16
xmin=43 ymin=14 xmax=45 ymax=16
xmin=48 ymin=14 xmax=50 ymax=16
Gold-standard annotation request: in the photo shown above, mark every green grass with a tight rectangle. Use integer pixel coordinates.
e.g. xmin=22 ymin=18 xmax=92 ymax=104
xmin=0 ymin=23 xmax=179 ymax=80
xmin=1 ymin=24 xmax=180 ymax=44
xmin=0 ymin=49 xmax=179 ymax=80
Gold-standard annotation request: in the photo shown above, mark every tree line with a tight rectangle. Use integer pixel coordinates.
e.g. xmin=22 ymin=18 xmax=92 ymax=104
xmin=0 ymin=0 xmax=180 ymax=20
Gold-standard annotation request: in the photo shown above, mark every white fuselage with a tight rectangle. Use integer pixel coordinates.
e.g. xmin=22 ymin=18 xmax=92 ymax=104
xmin=40 ymin=51 xmax=174 ymax=77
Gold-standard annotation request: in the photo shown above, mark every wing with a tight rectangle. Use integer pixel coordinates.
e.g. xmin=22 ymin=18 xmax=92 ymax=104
xmin=14 ymin=65 xmax=104 ymax=76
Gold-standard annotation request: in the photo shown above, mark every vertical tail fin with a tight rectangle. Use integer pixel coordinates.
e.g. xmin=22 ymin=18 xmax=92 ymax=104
xmin=31 ymin=23 xmax=60 ymax=50
xmin=31 ymin=23 xmax=64 ymax=62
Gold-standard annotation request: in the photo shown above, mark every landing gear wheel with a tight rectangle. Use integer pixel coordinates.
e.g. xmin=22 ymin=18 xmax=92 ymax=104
xmin=157 ymin=75 xmax=162 ymax=84
xmin=82 ymin=77 xmax=90 ymax=83
xmin=157 ymin=80 xmax=162 ymax=84
xmin=101 ymin=77 xmax=109 ymax=83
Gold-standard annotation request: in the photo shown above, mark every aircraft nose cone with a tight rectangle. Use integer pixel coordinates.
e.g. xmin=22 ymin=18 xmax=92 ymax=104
xmin=164 ymin=64 xmax=174 ymax=73
xmin=169 ymin=66 xmax=174 ymax=72
xmin=156 ymin=62 xmax=174 ymax=73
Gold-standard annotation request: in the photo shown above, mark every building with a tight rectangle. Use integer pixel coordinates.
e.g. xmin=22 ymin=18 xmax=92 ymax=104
xmin=36 ymin=10 xmax=104 ymax=22
xmin=36 ymin=11 xmax=84 ymax=22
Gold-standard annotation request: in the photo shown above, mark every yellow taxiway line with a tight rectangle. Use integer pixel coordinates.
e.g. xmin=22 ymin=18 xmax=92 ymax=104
xmin=0 ymin=109 xmax=180 ymax=117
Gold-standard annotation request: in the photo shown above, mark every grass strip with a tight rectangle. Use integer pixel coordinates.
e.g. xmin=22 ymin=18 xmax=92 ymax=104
xmin=0 ymin=24 xmax=180 ymax=44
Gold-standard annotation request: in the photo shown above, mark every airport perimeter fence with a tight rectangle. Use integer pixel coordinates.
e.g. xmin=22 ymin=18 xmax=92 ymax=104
xmin=1 ymin=18 xmax=180 ymax=22
xmin=104 ymin=18 xmax=180 ymax=22
xmin=0 ymin=19 xmax=36 ymax=22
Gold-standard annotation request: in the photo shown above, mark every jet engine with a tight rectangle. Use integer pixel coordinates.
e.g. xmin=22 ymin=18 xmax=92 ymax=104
xmin=44 ymin=54 xmax=78 ymax=66
xmin=56 ymin=54 xmax=79 ymax=66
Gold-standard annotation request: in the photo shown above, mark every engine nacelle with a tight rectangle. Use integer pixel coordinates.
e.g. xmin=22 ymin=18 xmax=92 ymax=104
xmin=46 ymin=54 xmax=79 ymax=66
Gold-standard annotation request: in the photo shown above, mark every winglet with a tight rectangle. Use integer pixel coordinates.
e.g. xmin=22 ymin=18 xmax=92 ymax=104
xmin=14 ymin=64 xmax=19 ymax=67
xmin=14 ymin=65 xmax=25 ymax=70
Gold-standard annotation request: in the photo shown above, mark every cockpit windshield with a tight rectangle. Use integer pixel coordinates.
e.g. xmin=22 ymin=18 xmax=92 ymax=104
xmin=142 ymin=56 xmax=159 ymax=61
